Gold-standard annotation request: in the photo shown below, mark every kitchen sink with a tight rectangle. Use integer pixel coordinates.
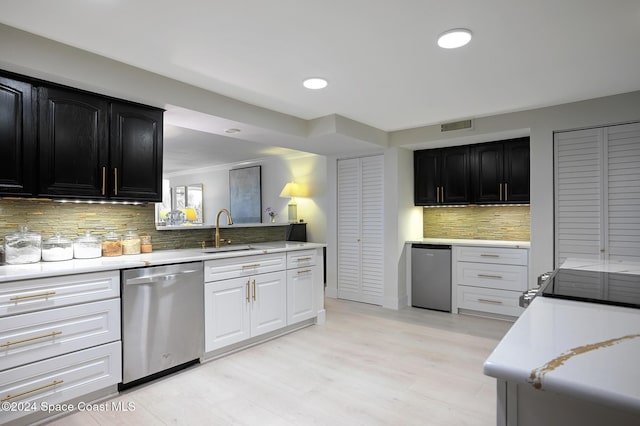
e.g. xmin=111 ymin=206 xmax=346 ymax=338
xmin=202 ymin=245 xmax=255 ymax=253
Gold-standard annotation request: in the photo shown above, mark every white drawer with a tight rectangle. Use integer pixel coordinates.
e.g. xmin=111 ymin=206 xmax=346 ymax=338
xmin=455 ymin=246 xmax=528 ymax=266
xmin=0 ymin=271 xmax=120 ymax=318
xmin=457 ymin=285 xmax=524 ymax=318
xmin=456 ymin=262 xmax=528 ymax=291
xmin=205 ymin=253 xmax=286 ymax=282
xmin=0 ymin=299 xmax=120 ymax=372
xmin=0 ymin=341 xmax=121 ymax=424
xmin=286 ymin=249 xmax=317 ymax=269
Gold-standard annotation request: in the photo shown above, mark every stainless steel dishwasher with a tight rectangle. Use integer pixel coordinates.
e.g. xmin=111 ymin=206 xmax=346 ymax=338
xmin=121 ymin=261 xmax=204 ymax=387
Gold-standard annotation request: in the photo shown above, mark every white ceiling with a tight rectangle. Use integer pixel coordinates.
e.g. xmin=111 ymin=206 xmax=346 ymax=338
xmin=2 ymin=0 xmax=640 ymax=172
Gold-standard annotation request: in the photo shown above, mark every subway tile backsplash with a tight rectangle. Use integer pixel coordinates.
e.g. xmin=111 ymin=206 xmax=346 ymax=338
xmin=423 ymin=205 xmax=530 ymax=241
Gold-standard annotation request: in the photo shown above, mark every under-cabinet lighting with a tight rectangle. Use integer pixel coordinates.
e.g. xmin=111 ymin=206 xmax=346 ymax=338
xmin=54 ymin=199 xmax=146 ymax=206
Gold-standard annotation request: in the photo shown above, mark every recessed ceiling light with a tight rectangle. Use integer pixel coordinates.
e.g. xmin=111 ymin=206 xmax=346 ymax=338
xmin=303 ymin=78 xmax=328 ymax=90
xmin=225 ymin=128 xmax=241 ymax=134
xmin=437 ymin=28 xmax=472 ymax=49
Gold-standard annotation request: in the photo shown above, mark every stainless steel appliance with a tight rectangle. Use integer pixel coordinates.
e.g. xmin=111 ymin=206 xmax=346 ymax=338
xmin=411 ymin=244 xmax=452 ymax=312
xmin=121 ymin=262 xmax=204 ymax=387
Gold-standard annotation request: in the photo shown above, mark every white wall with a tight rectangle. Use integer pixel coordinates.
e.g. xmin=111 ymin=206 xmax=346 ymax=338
xmin=168 ymin=154 xmax=327 ymax=242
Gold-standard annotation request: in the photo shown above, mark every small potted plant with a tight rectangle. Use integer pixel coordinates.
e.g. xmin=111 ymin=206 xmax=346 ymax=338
xmin=265 ymin=207 xmax=278 ymax=223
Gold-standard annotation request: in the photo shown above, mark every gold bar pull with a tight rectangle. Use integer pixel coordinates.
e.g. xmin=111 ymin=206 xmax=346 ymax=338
xmin=297 ymin=269 xmax=312 ymax=274
xmin=436 ymin=186 xmax=439 ymax=203
xmin=246 ymin=281 xmax=250 ymax=302
xmin=505 ymin=183 xmax=508 ymax=201
xmin=113 ymin=168 xmax=118 ymax=195
xmin=101 ymin=167 xmax=106 ymax=195
xmin=441 ymin=187 xmax=444 ymax=203
xmin=1 ymin=331 xmax=62 ymax=348
xmin=499 ymin=183 xmax=503 ymax=201
xmin=478 ymin=298 xmax=503 ymax=305
xmin=296 ymin=257 xmax=312 ymax=262
xmin=252 ymin=280 xmax=257 ymax=301
xmin=477 ymin=274 xmax=503 ymax=279
xmin=1 ymin=380 xmax=64 ymax=402
xmin=10 ymin=291 xmax=56 ymax=301
xmin=480 ymin=254 xmax=500 ymax=258
xmin=242 ymin=263 xmax=261 ymax=269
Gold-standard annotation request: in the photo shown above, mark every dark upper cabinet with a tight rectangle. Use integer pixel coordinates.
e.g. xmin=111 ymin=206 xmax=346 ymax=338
xmin=414 ymin=146 xmax=470 ymax=206
xmin=110 ymin=103 xmax=163 ymax=202
xmin=38 ymin=86 xmax=109 ymax=198
xmin=472 ymin=137 xmax=530 ymax=204
xmin=0 ymin=74 xmax=36 ymax=196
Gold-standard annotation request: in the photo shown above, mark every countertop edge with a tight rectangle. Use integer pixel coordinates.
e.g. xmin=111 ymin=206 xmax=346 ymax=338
xmin=406 ymin=238 xmax=531 ymax=248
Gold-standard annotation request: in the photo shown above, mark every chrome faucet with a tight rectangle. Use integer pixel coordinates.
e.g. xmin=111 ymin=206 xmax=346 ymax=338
xmin=215 ymin=208 xmax=233 ymax=248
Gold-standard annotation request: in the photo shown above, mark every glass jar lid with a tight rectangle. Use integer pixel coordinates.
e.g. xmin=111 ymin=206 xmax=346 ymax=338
xmin=44 ymin=232 xmax=72 ymax=245
xmin=5 ymin=225 xmax=41 ymax=243
xmin=75 ymin=231 xmax=100 ymax=244
xmin=103 ymin=231 xmax=121 ymax=241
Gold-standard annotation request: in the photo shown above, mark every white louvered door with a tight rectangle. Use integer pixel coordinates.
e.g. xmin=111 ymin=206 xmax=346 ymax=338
xmin=337 ymin=155 xmax=384 ymax=305
xmin=554 ymin=122 xmax=640 ymax=265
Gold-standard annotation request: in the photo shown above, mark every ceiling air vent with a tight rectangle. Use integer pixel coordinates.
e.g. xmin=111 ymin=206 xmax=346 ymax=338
xmin=440 ymin=119 xmax=473 ymax=132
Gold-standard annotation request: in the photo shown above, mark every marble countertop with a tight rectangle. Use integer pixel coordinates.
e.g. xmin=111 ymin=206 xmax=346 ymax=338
xmin=484 ymin=258 xmax=640 ymax=411
xmin=0 ymin=241 xmax=325 ymax=283
xmin=406 ymin=238 xmax=530 ymax=249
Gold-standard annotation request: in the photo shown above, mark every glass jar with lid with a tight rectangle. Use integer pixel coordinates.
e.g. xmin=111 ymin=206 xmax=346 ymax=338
xmin=122 ymin=230 xmax=141 ymax=255
xmin=42 ymin=233 xmax=73 ymax=262
xmin=74 ymin=231 xmax=102 ymax=259
xmin=140 ymin=234 xmax=152 ymax=253
xmin=4 ymin=225 xmax=42 ymax=264
xmin=102 ymin=231 xmax=122 ymax=257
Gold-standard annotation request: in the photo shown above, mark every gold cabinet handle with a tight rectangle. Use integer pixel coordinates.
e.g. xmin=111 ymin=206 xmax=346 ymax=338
xmin=1 ymin=380 xmax=64 ymax=402
xmin=252 ymin=280 xmax=256 ymax=301
xmin=246 ymin=280 xmax=250 ymax=303
xmin=113 ymin=168 xmax=118 ymax=195
xmin=0 ymin=331 xmax=62 ymax=348
xmin=477 ymin=274 xmax=503 ymax=279
xmin=9 ymin=291 xmax=56 ymax=301
xmin=441 ymin=187 xmax=444 ymax=203
xmin=499 ymin=183 xmax=503 ymax=201
xmin=478 ymin=298 xmax=503 ymax=305
xmin=296 ymin=257 xmax=312 ymax=262
xmin=480 ymin=254 xmax=500 ymax=258
xmin=297 ymin=269 xmax=312 ymax=274
xmin=101 ymin=167 xmax=106 ymax=195
xmin=505 ymin=183 xmax=508 ymax=201
xmin=242 ymin=263 xmax=261 ymax=269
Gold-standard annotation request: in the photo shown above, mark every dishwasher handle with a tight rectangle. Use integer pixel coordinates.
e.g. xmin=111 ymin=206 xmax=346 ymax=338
xmin=125 ymin=269 xmax=201 ymax=285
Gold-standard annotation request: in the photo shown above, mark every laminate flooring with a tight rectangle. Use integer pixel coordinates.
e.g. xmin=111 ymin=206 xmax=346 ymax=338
xmin=48 ymin=298 xmax=513 ymax=426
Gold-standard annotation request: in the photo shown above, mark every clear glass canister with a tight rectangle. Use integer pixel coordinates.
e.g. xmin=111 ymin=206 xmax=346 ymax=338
xmin=74 ymin=231 xmax=102 ymax=259
xmin=140 ymin=234 xmax=152 ymax=253
xmin=4 ymin=225 xmax=42 ymax=264
xmin=42 ymin=233 xmax=73 ymax=262
xmin=102 ymin=232 xmax=122 ymax=257
xmin=122 ymin=230 xmax=141 ymax=255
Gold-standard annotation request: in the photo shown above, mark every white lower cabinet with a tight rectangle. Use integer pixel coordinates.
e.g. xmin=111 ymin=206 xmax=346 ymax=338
xmin=204 ymin=254 xmax=287 ymax=353
xmin=454 ymin=245 xmax=529 ymax=319
xmin=286 ymin=257 xmax=317 ymax=325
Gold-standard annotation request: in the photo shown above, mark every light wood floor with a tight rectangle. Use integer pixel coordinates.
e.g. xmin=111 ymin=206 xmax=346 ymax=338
xmin=48 ymin=298 xmax=512 ymax=426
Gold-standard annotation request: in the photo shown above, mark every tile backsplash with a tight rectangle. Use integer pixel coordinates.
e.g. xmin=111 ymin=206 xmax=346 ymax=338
xmin=423 ymin=205 xmax=530 ymax=241
xmin=0 ymin=199 xmax=287 ymax=250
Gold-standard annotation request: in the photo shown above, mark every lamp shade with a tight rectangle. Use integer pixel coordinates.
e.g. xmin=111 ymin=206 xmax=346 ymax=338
xmin=279 ymin=182 xmax=307 ymax=198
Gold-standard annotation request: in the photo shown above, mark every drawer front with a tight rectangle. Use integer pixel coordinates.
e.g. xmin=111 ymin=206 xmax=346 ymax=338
xmin=0 ymin=299 xmax=120 ymax=371
xmin=286 ymin=249 xmax=317 ymax=269
xmin=205 ymin=253 xmax=286 ymax=282
xmin=455 ymin=246 xmax=528 ymax=266
xmin=457 ymin=286 xmax=524 ymax=317
xmin=0 ymin=341 xmax=121 ymax=424
xmin=0 ymin=271 xmax=120 ymax=317
xmin=456 ymin=262 xmax=528 ymax=291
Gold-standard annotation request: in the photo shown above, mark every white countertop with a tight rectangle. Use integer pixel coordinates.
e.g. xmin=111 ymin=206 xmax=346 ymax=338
xmin=406 ymin=238 xmax=530 ymax=249
xmin=0 ymin=241 xmax=325 ymax=283
xmin=484 ymin=259 xmax=640 ymax=412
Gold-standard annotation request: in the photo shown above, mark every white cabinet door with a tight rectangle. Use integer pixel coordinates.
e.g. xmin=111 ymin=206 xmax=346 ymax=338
xmin=337 ymin=155 xmax=384 ymax=305
xmin=204 ymin=278 xmax=251 ymax=352
xmin=251 ymin=271 xmax=286 ymax=337
xmin=287 ymin=268 xmax=315 ymax=324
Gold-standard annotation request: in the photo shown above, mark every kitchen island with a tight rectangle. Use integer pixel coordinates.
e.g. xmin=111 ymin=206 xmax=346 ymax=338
xmin=483 ymin=259 xmax=640 ymax=426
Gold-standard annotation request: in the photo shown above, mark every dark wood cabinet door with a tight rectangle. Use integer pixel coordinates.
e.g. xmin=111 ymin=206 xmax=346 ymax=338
xmin=504 ymin=137 xmax=530 ymax=202
xmin=440 ymin=146 xmax=470 ymax=204
xmin=0 ymin=75 xmax=36 ymax=196
xmin=473 ymin=142 xmax=504 ymax=203
xmin=109 ymin=103 xmax=163 ymax=201
xmin=38 ymin=86 xmax=108 ymax=198
xmin=414 ymin=149 xmax=440 ymax=205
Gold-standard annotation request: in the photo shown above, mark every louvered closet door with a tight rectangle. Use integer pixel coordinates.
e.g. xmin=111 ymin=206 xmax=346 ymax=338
xmin=554 ymin=128 xmax=603 ymax=265
xmin=607 ymin=122 xmax=640 ymax=261
xmin=337 ymin=155 xmax=384 ymax=305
